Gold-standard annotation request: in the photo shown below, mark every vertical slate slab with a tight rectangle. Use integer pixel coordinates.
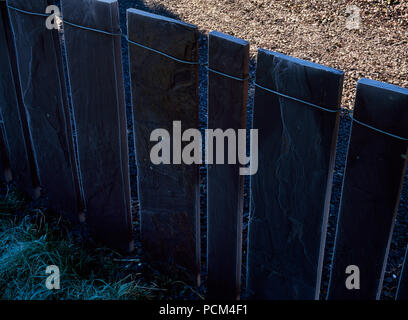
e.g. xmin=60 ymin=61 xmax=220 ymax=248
xmin=247 ymin=49 xmax=344 ymax=299
xmin=127 ymin=9 xmax=200 ymax=284
xmin=397 ymin=245 xmax=408 ymax=300
xmin=207 ymin=31 xmax=249 ymax=300
xmin=8 ymin=0 xmax=79 ymax=220
xmin=328 ymin=79 xmax=408 ymax=300
xmin=0 ymin=1 xmax=38 ymax=193
xmin=62 ymin=0 xmax=133 ymax=252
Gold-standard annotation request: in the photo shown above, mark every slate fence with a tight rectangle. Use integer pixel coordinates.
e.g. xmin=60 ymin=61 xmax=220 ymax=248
xmin=0 ymin=0 xmax=407 ymax=300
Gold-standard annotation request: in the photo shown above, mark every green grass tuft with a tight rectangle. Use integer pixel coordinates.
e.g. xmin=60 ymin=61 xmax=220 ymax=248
xmin=0 ymin=185 xmax=156 ymax=300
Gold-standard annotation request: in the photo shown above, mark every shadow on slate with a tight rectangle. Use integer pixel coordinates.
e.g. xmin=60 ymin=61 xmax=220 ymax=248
xmin=7 ymin=0 xmax=81 ymax=220
xmin=247 ymin=49 xmax=344 ymax=299
xmin=61 ymin=0 xmax=133 ymax=252
xmin=206 ymin=31 xmax=249 ymax=300
xmin=127 ymin=9 xmax=200 ymax=284
xmin=0 ymin=1 xmax=39 ymax=195
xmin=328 ymin=79 xmax=408 ymax=300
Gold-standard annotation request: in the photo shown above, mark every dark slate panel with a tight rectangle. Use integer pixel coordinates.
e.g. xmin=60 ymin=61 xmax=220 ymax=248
xmin=247 ymin=49 xmax=344 ymax=299
xmin=127 ymin=9 xmax=200 ymax=284
xmin=0 ymin=2 xmax=38 ymax=193
xmin=8 ymin=0 xmax=79 ymax=220
xmin=62 ymin=0 xmax=133 ymax=252
xmin=207 ymin=31 xmax=249 ymax=300
xmin=328 ymin=79 xmax=408 ymax=300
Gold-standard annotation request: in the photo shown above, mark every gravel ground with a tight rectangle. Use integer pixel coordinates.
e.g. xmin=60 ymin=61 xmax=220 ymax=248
xmin=76 ymin=0 xmax=408 ymax=299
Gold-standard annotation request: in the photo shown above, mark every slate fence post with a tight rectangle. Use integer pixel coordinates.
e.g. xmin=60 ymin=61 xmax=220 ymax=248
xmin=127 ymin=9 xmax=200 ymax=284
xmin=0 ymin=0 xmax=39 ymax=194
xmin=62 ymin=0 xmax=133 ymax=252
xmin=206 ymin=31 xmax=249 ymax=300
xmin=7 ymin=0 xmax=80 ymax=221
xmin=246 ymin=49 xmax=344 ymax=299
xmin=328 ymin=79 xmax=408 ymax=300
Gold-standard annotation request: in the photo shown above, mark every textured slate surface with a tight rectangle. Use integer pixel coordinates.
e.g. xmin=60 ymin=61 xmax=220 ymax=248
xmin=328 ymin=79 xmax=408 ymax=300
xmin=397 ymin=245 xmax=408 ymax=300
xmin=62 ymin=0 xmax=133 ymax=252
xmin=207 ymin=31 xmax=249 ymax=300
xmin=247 ymin=49 xmax=344 ymax=299
xmin=0 ymin=2 xmax=38 ymax=193
xmin=127 ymin=9 xmax=200 ymax=284
xmin=8 ymin=0 xmax=79 ymax=220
